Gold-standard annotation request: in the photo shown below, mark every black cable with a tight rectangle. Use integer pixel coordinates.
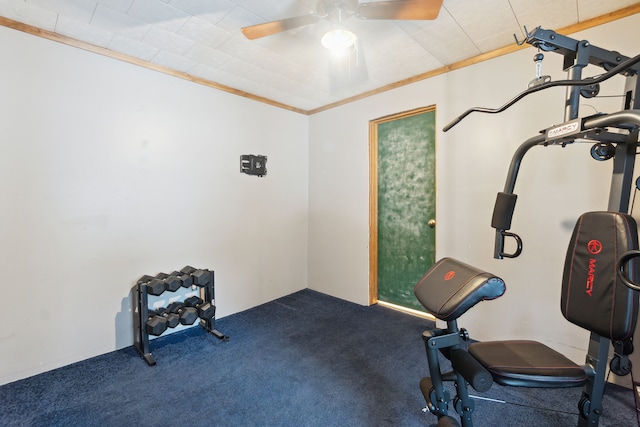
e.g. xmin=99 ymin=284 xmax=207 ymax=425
xmin=469 ymin=394 xmax=579 ymax=417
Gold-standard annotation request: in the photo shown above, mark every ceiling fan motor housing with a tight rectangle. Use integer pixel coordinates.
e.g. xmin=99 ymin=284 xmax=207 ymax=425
xmin=319 ymin=0 xmax=359 ymax=22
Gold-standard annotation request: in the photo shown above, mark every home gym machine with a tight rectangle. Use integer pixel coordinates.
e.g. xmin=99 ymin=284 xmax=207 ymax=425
xmin=414 ymin=27 xmax=640 ymax=427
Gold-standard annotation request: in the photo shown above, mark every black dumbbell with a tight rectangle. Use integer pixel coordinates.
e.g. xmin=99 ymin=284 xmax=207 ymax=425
xmin=192 ymin=270 xmax=210 ymax=286
xmin=152 ymin=307 xmax=180 ymax=328
xmin=180 ymin=265 xmax=196 ymax=275
xmin=155 ymin=273 xmax=181 ymax=292
xmin=146 ymin=311 xmax=168 ymax=336
xmin=180 ymin=266 xmax=211 ymax=287
xmin=166 ymin=301 xmax=198 ymax=325
xmin=140 ymin=274 xmax=166 ymax=296
xmin=184 ymin=296 xmax=216 ymax=320
xmin=170 ymin=270 xmax=194 ymax=288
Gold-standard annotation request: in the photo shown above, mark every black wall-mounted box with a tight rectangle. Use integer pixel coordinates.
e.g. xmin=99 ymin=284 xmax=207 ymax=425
xmin=240 ymin=154 xmax=267 ymax=177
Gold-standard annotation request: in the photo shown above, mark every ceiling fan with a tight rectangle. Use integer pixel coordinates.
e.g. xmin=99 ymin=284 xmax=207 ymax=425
xmin=241 ymin=0 xmax=444 ymax=42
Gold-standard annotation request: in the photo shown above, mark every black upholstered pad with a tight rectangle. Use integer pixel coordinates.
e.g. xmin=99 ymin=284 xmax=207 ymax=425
xmin=414 ymin=257 xmax=505 ymax=321
xmin=468 ymin=340 xmax=588 ymax=388
xmin=561 ymin=211 xmax=639 ymax=341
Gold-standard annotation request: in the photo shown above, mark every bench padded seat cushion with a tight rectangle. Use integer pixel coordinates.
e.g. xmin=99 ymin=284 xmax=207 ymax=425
xmin=468 ymin=340 xmax=588 ymax=388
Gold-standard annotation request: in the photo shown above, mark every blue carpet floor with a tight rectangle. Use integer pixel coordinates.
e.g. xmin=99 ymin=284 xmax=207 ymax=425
xmin=0 ymin=289 xmax=636 ymax=426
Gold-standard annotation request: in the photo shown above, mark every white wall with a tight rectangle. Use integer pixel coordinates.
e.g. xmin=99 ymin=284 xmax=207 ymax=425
xmin=0 ymin=26 xmax=308 ymax=385
xmin=309 ymin=14 xmax=640 ymax=363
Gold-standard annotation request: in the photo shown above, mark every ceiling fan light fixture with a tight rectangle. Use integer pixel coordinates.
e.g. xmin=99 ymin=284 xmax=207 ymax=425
xmin=321 ymin=29 xmax=357 ymax=50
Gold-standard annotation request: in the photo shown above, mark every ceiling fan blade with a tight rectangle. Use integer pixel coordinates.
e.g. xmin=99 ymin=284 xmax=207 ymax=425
xmin=241 ymin=14 xmax=320 ymax=40
xmin=357 ymin=0 xmax=443 ymax=20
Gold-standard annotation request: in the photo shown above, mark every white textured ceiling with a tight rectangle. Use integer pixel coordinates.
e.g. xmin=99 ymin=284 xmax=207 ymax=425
xmin=1 ymin=0 xmax=639 ymax=112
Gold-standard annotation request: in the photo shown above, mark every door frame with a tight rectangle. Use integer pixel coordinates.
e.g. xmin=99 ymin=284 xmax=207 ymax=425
xmin=368 ymin=105 xmax=436 ymax=305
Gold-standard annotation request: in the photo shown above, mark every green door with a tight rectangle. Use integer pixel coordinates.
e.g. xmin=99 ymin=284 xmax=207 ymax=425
xmin=370 ymin=106 xmax=436 ymax=311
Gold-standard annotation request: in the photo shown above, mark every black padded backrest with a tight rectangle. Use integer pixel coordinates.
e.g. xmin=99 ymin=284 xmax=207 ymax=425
xmin=414 ymin=257 xmax=506 ymax=321
xmin=561 ymin=211 xmax=639 ymax=341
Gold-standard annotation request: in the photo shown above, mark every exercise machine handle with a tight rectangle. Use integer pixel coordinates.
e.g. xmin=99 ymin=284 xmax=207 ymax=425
xmin=443 ymin=51 xmax=640 ymax=132
xmin=617 ymin=250 xmax=640 ymax=292
xmin=491 ymin=192 xmax=523 ymax=259
xmin=490 ymin=134 xmax=546 ymax=259
xmin=494 ymin=231 xmax=523 ymax=259
xmin=442 ymin=116 xmax=463 ymax=133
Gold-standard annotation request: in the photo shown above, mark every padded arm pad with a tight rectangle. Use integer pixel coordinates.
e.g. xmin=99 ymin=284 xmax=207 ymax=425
xmin=414 ymin=258 xmax=506 ymax=321
xmin=491 ymin=192 xmax=517 ymax=230
xmin=450 ymin=349 xmax=493 ymax=392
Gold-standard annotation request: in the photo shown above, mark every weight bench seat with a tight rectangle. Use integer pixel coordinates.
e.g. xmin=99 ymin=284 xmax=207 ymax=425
xmin=468 ymin=340 xmax=588 ymax=387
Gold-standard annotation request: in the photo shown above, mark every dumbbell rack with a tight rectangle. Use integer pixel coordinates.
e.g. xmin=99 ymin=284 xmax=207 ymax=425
xmin=133 ymin=267 xmax=229 ymax=366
